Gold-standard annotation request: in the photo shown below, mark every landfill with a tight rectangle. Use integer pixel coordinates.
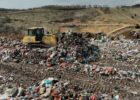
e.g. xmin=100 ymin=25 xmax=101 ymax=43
xmin=0 ymin=32 xmax=140 ymax=100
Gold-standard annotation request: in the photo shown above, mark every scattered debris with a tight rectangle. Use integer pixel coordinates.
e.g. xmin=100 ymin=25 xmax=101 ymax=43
xmin=0 ymin=32 xmax=139 ymax=99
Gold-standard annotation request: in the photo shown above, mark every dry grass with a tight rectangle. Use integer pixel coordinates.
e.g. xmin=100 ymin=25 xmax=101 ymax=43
xmin=0 ymin=6 xmax=140 ymax=38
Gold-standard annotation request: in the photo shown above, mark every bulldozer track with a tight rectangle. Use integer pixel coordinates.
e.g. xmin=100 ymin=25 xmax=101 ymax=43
xmin=1 ymin=62 xmax=139 ymax=94
xmin=0 ymin=62 xmax=112 ymax=92
xmin=108 ymin=25 xmax=136 ymax=37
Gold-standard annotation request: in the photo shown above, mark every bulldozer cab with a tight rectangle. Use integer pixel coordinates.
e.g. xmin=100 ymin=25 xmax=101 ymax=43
xmin=22 ymin=27 xmax=58 ymax=46
xmin=28 ymin=27 xmax=44 ymax=41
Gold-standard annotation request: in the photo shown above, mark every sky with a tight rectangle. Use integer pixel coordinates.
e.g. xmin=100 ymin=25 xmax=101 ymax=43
xmin=0 ymin=0 xmax=140 ymax=9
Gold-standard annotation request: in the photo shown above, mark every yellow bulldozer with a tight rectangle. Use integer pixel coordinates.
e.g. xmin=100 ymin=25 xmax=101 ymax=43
xmin=22 ymin=27 xmax=58 ymax=47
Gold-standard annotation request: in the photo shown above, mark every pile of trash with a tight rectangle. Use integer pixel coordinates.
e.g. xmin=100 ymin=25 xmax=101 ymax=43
xmin=0 ymin=33 xmax=100 ymax=65
xmin=0 ymin=33 xmax=140 ymax=100
xmin=0 ymin=77 xmax=121 ymax=100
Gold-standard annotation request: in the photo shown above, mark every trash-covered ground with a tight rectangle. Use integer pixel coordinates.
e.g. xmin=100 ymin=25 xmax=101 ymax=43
xmin=0 ymin=33 xmax=139 ymax=100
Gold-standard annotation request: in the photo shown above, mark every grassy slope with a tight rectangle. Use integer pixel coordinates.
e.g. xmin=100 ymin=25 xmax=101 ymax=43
xmin=0 ymin=7 xmax=140 ymax=34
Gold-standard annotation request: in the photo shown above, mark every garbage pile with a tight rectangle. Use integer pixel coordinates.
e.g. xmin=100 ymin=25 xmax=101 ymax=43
xmin=0 ymin=33 xmax=140 ymax=100
xmin=0 ymin=33 xmax=100 ymax=65
xmin=0 ymin=77 xmax=121 ymax=100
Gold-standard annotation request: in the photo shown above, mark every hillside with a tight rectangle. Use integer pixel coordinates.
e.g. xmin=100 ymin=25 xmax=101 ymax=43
xmin=0 ymin=6 xmax=140 ymax=38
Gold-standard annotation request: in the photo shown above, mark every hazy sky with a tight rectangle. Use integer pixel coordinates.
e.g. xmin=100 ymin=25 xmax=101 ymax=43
xmin=0 ymin=0 xmax=139 ymax=9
